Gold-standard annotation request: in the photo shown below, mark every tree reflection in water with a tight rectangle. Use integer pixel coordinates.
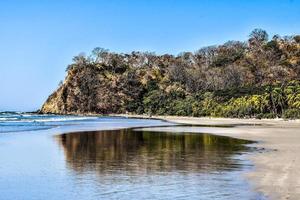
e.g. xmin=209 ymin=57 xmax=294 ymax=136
xmin=56 ymin=129 xmax=254 ymax=175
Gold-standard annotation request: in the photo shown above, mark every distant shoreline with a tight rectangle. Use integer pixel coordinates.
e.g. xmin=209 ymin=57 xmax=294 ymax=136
xmin=29 ymin=111 xmax=300 ymax=122
xmin=10 ymin=110 xmax=300 ymax=126
xmin=110 ymin=114 xmax=300 ymax=125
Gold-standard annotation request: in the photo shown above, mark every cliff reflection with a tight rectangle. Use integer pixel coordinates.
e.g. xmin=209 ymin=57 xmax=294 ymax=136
xmin=56 ymin=129 xmax=253 ymax=175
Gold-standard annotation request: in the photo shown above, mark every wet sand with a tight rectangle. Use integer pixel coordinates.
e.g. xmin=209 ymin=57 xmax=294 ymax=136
xmin=114 ymin=115 xmax=300 ymax=200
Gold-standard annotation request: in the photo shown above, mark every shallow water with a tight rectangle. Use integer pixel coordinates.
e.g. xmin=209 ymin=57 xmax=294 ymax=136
xmin=0 ymin=114 xmax=264 ymax=199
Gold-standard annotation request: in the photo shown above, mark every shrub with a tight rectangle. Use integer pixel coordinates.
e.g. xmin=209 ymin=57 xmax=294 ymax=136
xmin=255 ymin=113 xmax=277 ymax=119
xmin=283 ymin=109 xmax=300 ymax=119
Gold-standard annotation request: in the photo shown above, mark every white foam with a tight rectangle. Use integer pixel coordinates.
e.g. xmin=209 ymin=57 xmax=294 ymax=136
xmin=32 ymin=117 xmax=98 ymax=122
xmin=0 ymin=117 xmax=18 ymax=121
xmin=0 ymin=116 xmax=98 ymax=123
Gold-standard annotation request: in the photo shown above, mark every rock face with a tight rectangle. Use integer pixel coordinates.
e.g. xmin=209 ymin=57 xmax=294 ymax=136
xmin=40 ymin=64 xmax=144 ymax=114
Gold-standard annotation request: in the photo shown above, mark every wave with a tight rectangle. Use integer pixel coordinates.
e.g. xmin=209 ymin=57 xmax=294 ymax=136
xmin=0 ymin=111 xmax=23 ymax=115
xmin=0 ymin=118 xmax=90 ymax=133
xmin=0 ymin=117 xmax=19 ymax=121
xmin=31 ymin=117 xmax=98 ymax=122
xmin=0 ymin=113 xmax=101 ymax=134
xmin=0 ymin=114 xmax=98 ymax=123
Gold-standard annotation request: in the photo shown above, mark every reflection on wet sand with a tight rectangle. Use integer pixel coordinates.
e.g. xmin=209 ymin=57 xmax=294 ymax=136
xmin=56 ymin=129 xmax=253 ymax=175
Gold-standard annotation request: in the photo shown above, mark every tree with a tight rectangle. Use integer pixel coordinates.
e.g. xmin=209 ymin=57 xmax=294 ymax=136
xmin=72 ymin=53 xmax=88 ymax=66
xmin=249 ymin=28 xmax=269 ymax=45
xmin=294 ymin=35 xmax=300 ymax=43
xmin=91 ymin=47 xmax=110 ymax=64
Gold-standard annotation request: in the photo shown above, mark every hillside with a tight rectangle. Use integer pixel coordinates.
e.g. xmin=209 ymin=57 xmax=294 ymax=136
xmin=40 ymin=29 xmax=300 ymax=118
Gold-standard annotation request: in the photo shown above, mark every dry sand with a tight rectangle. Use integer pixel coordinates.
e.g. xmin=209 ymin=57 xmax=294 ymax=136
xmin=114 ymin=115 xmax=300 ymax=200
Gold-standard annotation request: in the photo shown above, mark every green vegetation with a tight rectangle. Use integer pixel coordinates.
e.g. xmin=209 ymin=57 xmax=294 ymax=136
xmin=137 ymin=81 xmax=300 ymax=118
xmin=42 ymin=29 xmax=300 ymax=119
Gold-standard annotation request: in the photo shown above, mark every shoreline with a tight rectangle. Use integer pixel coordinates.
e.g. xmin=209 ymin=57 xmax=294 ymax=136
xmin=112 ymin=114 xmax=300 ymax=200
xmin=3 ymin=113 xmax=299 ymax=199
xmin=111 ymin=114 xmax=300 ymax=124
xmin=5 ymin=112 xmax=299 ymax=199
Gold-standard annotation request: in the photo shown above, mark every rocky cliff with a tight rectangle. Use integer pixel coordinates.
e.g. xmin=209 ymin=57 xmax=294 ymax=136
xmin=40 ymin=64 xmax=145 ymax=114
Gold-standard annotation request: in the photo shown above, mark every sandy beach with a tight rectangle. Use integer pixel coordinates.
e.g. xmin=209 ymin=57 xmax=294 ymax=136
xmin=114 ymin=115 xmax=300 ymax=200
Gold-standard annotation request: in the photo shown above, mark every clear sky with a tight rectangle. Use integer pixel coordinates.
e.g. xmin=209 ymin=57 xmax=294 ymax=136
xmin=0 ymin=0 xmax=300 ymax=111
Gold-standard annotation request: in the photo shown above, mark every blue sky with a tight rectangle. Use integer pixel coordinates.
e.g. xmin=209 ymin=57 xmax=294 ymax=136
xmin=0 ymin=0 xmax=300 ymax=111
